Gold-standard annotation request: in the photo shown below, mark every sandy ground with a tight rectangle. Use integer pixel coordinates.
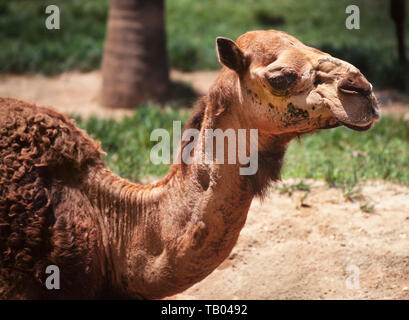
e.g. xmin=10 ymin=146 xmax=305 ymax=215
xmin=0 ymin=70 xmax=217 ymax=119
xmin=1 ymin=71 xmax=409 ymax=299
xmin=170 ymin=180 xmax=409 ymax=300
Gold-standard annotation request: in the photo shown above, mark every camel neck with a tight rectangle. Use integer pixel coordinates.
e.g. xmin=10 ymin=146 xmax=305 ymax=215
xmin=84 ymin=152 xmax=259 ymax=299
xmin=125 ymin=161 xmax=255 ymax=299
xmin=124 ymin=126 xmax=287 ymax=298
xmin=82 ymin=162 xmax=137 ymax=286
xmin=83 ymin=105 xmax=290 ymax=299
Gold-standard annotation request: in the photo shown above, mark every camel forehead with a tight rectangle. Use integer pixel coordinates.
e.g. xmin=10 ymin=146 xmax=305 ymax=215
xmin=236 ymin=30 xmax=328 ymax=65
xmin=236 ymin=30 xmax=303 ymax=47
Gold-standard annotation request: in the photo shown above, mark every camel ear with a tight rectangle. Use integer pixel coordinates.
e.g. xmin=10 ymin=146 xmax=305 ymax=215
xmin=216 ymin=37 xmax=248 ymax=74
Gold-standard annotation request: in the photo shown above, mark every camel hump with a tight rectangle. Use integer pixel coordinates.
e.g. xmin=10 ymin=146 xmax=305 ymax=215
xmin=0 ymin=97 xmax=104 ymax=169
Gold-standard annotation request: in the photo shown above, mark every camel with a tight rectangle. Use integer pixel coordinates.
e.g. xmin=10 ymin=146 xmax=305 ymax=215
xmin=0 ymin=30 xmax=379 ymax=299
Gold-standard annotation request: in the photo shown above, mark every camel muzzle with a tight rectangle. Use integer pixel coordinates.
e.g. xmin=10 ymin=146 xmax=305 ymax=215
xmin=337 ymin=72 xmax=380 ymax=119
xmin=329 ymin=72 xmax=380 ymax=131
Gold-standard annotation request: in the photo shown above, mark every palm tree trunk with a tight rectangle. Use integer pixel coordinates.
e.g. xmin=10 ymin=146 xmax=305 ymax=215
xmin=390 ymin=0 xmax=407 ymax=64
xmin=101 ymin=0 xmax=170 ymax=108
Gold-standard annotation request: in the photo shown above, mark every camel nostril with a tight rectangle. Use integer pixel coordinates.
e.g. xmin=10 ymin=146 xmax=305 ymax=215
xmin=338 ymin=74 xmax=372 ymax=97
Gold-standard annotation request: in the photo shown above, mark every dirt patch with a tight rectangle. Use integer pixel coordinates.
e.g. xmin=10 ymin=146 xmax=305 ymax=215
xmin=169 ymin=179 xmax=409 ymax=300
xmin=0 ymin=70 xmax=218 ymax=119
xmin=0 ymin=72 xmax=113 ymax=118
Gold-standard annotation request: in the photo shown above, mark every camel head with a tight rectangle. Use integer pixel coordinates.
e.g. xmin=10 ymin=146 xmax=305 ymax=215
xmin=216 ymin=30 xmax=380 ymax=134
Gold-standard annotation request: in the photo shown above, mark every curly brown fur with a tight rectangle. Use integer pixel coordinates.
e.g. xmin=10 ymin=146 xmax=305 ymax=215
xmin=0 ymin=97 xmax=106 ymax=299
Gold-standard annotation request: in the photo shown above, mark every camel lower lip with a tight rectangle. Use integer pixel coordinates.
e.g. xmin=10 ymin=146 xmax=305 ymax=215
xmin=340 ymin=121 xmax=373 ymax=132
xmin=321 ymin=123 xmax=340 ymax=129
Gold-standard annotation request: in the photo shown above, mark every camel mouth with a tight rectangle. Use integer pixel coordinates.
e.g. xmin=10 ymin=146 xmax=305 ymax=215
xmin=324 ymin=96 xmax=379 ymax=133
xmin=339 ymin=121 xmax=373 ymax=132
xmin=320 ymin=122 xmax=341 ymax=130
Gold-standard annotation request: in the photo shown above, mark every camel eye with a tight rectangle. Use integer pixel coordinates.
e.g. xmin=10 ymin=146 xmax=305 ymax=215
xmin=265 ymin=68 xmax=298 ymax=91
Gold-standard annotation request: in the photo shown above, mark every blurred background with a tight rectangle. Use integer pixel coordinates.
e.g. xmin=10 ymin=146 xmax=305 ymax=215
xmin=1 ymin=0 xmax=409 ymax=299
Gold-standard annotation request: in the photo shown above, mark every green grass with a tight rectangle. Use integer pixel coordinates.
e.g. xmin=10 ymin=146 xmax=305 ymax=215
xmin=1 ymin=0 xmax=408 ymax=90
xmin=73 ymin=108 xmax=409 ymax=187
xmin=0 ymin=0 xmax=106 ymax=74
xmin=73 ymin=106 xmax=189 ymax=182
xmin=282 ymin=116 xmax=409 ymax=186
